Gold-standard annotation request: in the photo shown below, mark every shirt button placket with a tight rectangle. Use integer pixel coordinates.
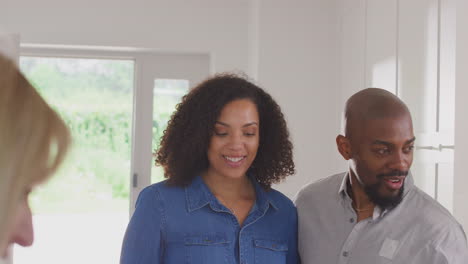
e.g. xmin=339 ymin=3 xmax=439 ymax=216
xmin=239 ymin=229 xmax=246 ymax=264
xmin=339 ymin=220 xmax=367 ymax=264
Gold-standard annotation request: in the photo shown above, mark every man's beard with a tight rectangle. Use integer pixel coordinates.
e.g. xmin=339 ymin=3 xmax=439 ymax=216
xmin=363 ymin=170 xmax=408 ymax=210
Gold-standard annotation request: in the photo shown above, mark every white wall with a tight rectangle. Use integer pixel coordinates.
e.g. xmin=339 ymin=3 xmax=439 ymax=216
xmin=454 ymin=0 xmax=468 ymax=231
xmin=0 ymin=31 xmax=20 ymax=64
xmin=0 ymin=0 xmax=251 ymax=73
xmin=338 ymin=0 xmax=366 ymax=109
xmin=256 ymin=0 xmax=344 ymax=198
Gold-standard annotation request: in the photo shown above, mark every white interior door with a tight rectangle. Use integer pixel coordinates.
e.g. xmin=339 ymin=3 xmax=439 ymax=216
xmin=356 ymin=0 xmax=455 ymax=211
xmin=398 ymin=0 xmax=455 ymax=212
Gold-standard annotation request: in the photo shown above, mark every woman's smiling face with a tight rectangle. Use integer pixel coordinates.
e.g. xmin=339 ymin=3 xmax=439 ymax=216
xmin=206 ymin=99 xmax=260 ymax=180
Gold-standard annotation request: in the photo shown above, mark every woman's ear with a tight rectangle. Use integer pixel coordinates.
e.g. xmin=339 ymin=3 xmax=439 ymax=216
xmin=336 ymin=135 xmax=352 ymax=160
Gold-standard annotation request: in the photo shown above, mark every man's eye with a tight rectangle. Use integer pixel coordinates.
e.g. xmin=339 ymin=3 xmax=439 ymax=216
xmin=404 ymin=145 xmax=415 ymax=153
xmin=376 ymin=149 xmax=390 ymax=155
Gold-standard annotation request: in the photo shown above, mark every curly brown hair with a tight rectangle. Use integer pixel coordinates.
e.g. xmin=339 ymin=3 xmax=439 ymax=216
xmin=155 ymin=73 xmax=294 ymax=189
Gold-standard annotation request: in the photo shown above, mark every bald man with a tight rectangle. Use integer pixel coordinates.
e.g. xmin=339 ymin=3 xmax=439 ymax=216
xmin=295 ymin=88 xmax=468 ymax=264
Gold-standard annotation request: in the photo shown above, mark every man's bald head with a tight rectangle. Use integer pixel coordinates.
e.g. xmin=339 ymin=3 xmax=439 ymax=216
xmin=344 ymin=88 xmax=411 ymax=140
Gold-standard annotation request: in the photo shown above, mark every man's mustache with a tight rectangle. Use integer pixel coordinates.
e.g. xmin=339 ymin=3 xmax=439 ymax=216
xmin=377 ymin=170 xmax=409 ymax=178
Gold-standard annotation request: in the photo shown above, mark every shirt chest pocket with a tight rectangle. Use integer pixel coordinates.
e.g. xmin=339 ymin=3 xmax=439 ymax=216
xmin=184 ymin=234 xmax=230 ymax=264
xmin=254 ymin=239 xmax=288 ymax=264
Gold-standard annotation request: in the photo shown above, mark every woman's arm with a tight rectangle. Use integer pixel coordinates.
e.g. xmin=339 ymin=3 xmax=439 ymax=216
xmin=120 ymin=186 xmax=164 ymax=264
xmin=287 ymin=206 xmax=300 ymax=264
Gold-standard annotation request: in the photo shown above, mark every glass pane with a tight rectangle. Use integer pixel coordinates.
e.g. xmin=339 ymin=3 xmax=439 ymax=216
xmin=15 ymin=56 xmax=134 ymax=264
xmin=411 ymin=162 xmax=436 ymax=198
xmin=437 ymin=163 xmax=454 ymax=213
xmin=151 ymin=79 xmax=189 ymax=183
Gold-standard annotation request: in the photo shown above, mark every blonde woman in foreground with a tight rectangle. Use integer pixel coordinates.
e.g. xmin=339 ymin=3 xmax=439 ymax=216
xmin=0 ymin=54 xmax=70 ymax=260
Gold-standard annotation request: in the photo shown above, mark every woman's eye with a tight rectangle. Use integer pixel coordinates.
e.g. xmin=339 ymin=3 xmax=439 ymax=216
xmin=214 ymin=131 xmax=228 ymax=136
xmin=244 ymin=132 xmax=256 ymax=136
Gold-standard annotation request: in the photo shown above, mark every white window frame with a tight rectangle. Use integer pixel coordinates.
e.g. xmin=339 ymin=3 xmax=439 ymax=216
xmin=19 ymin=45 xmax=211 ymax=216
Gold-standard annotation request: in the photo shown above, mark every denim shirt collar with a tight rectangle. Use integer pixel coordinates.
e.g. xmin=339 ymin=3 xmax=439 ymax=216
xmin=185 ymin=174 xmax=278 ymax=214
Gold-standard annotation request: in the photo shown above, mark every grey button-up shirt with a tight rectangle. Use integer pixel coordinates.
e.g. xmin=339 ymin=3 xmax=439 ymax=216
xmin=295 ymin=172 xmax=468 ymax=264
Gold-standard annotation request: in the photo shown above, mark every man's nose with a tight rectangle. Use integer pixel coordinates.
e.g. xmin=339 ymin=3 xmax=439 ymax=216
xmin=388 ymin=151 xmax=410 ymax=171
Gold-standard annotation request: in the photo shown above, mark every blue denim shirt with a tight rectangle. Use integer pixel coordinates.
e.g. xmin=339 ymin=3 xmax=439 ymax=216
xmin=120 ymin=175 xmax=299 ymax=264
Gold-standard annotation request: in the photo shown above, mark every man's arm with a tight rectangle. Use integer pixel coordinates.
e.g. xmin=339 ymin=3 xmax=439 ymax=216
xmin=413 ymin=225 xmax=468 ymax=264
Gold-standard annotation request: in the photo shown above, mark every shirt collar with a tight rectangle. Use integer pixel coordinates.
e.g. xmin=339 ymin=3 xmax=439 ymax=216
xmin=338 ymin=172 xmax=350 ymax=197
xmin=338 ymin=170 xmax=415 ymax=218
xmin=185 ymin=174 xmax=278 ymax=214
xmin=185 ymin=175 xmax=212 ymax=212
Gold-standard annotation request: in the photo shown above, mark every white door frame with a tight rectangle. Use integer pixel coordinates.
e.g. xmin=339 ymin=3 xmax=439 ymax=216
xmin=19 ymin=45 xmax=210 ymax=217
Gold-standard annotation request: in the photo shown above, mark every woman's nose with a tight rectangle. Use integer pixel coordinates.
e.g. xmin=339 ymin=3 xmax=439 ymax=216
xmin=228 ymin=133 xmax=245 ymax=149
xmin=10 ymin=200 xmax=34 ymax=247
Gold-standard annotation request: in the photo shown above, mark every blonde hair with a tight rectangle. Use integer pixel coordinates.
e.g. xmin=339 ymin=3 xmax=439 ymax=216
xmin=0 ymin=55 xmax=70 ymax=250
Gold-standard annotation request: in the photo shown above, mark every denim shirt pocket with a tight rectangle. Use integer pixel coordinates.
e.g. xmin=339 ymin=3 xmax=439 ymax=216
xmin=254 ymin=239 xmax=288 ymax=264
xmin=184 ymin=233 xmax=230 ymax=264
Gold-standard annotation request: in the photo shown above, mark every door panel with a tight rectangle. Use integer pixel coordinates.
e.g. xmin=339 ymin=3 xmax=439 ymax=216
xmin=361 ymin=0 xmax=455 ymax=212
xmin=397 ymin=0 xmax=455 ymax=212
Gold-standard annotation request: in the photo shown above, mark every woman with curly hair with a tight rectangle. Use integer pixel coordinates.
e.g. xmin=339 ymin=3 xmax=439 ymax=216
xmin=121 ymin=73 xmax=298 ymax=264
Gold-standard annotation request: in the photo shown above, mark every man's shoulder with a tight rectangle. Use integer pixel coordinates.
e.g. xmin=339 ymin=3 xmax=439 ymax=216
xmin=407 ymin=187 xmax=466 ymax=238
xmin=294 ymin=172 xmax=345 ymax=204
xmin=409 ymin=187 xmax=455 ymax=220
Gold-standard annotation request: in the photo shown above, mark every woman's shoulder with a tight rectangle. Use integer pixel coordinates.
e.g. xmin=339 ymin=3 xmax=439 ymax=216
xmin=146 ymin=179 xmax=186 ymax=191
xmin=264 ymin=188 xmax=296 ymax=211
xmin=138 ymin=180 xmax=186 ymax=201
